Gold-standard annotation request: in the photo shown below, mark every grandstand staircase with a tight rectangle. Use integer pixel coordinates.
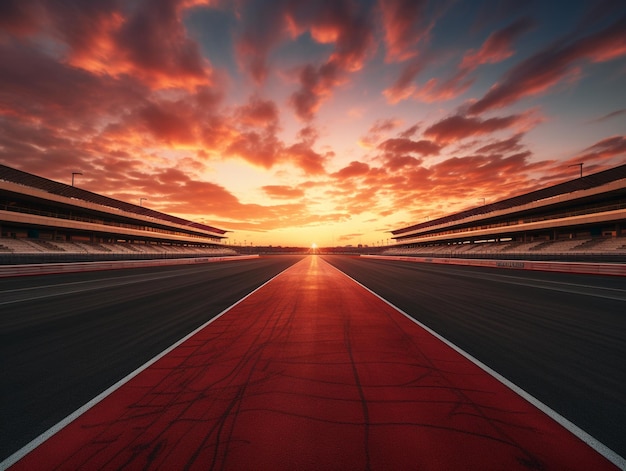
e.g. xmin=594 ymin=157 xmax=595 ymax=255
xmin=572 ymin=238 xmax=607 ymax=252
xmin=30 ymin=240 xmax=65 ymax=252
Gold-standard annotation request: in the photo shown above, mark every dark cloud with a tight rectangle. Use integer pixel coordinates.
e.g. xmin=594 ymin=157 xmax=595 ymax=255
xmin=471 ymin=0 xmax=536 ymax=32
xmin=234 ymin=0 xmax=290 ymax=83
xmin=399 ymin=124 xmax=420 ymax=139
xmin=576 ymin=135 xmax=626 ymax=163
xmin=233 ymin=0 xmax=376 ymax=120
xmin=290 ymin=62 xmax=342 ymax=121
xmin=113 ymin=0 xmax=209 ymax=87
xmin=236 ymin=97 xmax=280 ymax=128
xmin=475 ymin=133 xmax=525 ymax=154
xmin=378 ymin=138 xmax=441 ymax=156
xmin=138 ymin=102 xmax=197 ymax=145
xmin=424 ymin=114 xmax=525 ymax=144
xmin=0 ymin=0 xmax=44 ymax=36
xmin=379 ymin=0 xmax=454 ymax=103
xmin=589 ymin=109 xmax=626 ymax=123
xmin=460 ymin=17 xmax=535 ymax=70
xmin=383 ymin=56 xmax=428 ymax=103
xmin=287 ymin=0 xmax=376 ymax=120
xmin=468 ymin=14 xmax=626 ymax=114
xmin=378 ymin=0 xmax=432 ymax=62
xmin=0 ymin=41 xmax=147 ymax=125
xmin=0 ymin=0 xmax=211 ymax=89
xmin=390 ymin=16 xmax=535 ymax=104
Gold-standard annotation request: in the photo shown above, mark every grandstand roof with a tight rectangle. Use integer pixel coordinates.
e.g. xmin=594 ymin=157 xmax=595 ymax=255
xmin=0 ymin=164 xmax=228 ymax=235
xmin=392 ymin=163 xmax=626 ymax=236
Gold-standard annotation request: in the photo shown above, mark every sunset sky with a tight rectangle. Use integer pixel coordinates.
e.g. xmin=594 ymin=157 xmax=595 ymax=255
xmin=1 ymin=0 xmax=625 ymax=247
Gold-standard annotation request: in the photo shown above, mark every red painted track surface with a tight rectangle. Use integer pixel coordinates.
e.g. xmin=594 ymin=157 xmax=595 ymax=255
xmin=11 ymin=257 xmax=617 ymax=470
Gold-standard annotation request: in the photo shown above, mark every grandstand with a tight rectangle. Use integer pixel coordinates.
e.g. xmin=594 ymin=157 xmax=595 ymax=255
xmin=386 ymin=164 xmax=626 ymax=262
xmin=0 ymin=164 xmax=237 ymax=263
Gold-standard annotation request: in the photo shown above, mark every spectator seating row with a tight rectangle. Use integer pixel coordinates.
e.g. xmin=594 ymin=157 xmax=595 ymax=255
xmin=0 ymin=238 xmax=238 ymax=256
xmin=382 ymin=237 xmax=626 ymax=257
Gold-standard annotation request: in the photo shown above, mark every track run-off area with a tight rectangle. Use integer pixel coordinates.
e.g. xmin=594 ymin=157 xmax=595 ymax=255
xmin=1 ymin=255 xmax=625 ymax=470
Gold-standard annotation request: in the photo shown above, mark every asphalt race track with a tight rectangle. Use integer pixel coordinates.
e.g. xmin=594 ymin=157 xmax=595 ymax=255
xmin=1 ymin=255 xmax=625 ymax=468
xmin=322 ymin=255 xmax=626 ymax=460
xmin=0 ymin=256 xmax=304 ymax=461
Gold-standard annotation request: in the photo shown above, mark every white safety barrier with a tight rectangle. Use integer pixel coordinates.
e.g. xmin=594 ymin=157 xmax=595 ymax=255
xmin=0 ymin=255 xmax=260 ymax=278
xmin=361 ymin=255 xmax=626 ymax=277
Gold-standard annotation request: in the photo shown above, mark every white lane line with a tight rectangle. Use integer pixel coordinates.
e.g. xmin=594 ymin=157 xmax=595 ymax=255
xmin=419 ymin=265 xmax=626 ymax=302
xmin=475 ymin=272 xmax=625 ymax=293
xmin=473 ymin=274 xmax=625 ymax=300
xmin=0 ymin=268 xmax=220 ymax=306
xmin=481 ymin=277 xmax=626 ymax=302
xmin=0 ymin=262 xmax=298 ymax=471
xmin=322 ymin=258 xmax=626 ymax=470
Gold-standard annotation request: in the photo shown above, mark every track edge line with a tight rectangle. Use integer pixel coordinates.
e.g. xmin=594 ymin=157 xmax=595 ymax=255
xmin=0 ymin=260 xmax=298 ymax=471
xmin=322 ymin=257 xmax=626 ymax=470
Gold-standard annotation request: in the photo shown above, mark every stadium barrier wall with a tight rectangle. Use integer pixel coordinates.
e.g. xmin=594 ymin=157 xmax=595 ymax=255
xmin=361 ymin=255 xmax=626 ymax=276
xmin=0 ymin=255 xmax=259 ymax=278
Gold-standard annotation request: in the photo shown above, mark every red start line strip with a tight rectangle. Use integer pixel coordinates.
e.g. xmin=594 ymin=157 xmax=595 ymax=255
xmin=6 ymin=257 xmax=621 ymax=470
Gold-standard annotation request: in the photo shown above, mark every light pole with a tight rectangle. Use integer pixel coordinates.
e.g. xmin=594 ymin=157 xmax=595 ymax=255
xmin=71 ymin=172 xmax=82 ymax=186
xmin=140 ymin=198 xmax=148 ymax=207
xmin=568 ymin=163 xmax=583 ymax=178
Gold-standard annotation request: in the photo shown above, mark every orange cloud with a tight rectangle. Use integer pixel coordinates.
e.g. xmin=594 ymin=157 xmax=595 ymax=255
xmin=475 ymin=133 xmax=525 ymax=155
xmin=235 ymin=0 xmax=376 ymax=121
xmin=284 ymin=142 xmax=328 ymax=175
xmin=296 ymin=125 xmax=319 ymax=145
xmin=383 ymin=57 xmax=427 ymax=104
xmin=0 ymin=34 xmax=332 ymax=175
xmin=290 ymin=62 xmax=344 ymax=121
xmin=337 ymin=233 xmax=363 ymax=242
xmin=460 ymin=17 xmax=535 ymax=71
xmin=574 ymin=136 xmax=626 ymax=164
xmin=285 ymin=1 xmax=376 ymax=120
xmin=155 ymin=168 xmax=191 ymax=185
xmin=0 ymin=40 xmax=152 ymax=128
xmin=262 ymin=185 xmax=305 ymax=199
xmin=235 ymin=2 xmax=288 ymax=83
xmin=226 ymin=130 xmax=282 ymax=169
xmin=235 ymin=97 xmax=280 ymax=128
xmin=10 ymin=0 xmax=213 ymax=90
xmin=138 ymin=102 xmax=197 ymax=145
xmin=411 ymin=75 xmax=474 ymax=103
xmin=332 ymin=161 xmax=370 ymax=179
xmin=359 ymin=118 xmax=402 ymax=147
xmin=381 ymin=155 xmax=422 ymax=171
xmin=399 ymin=124 xmax=420 ymax=139
xmin=369 ymin=118 xmax=402 ymax=135
xmin=378 ymin=0 xmax=434 ymax=62
xmin=386 ymin=17 xmax=534 ymax=105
